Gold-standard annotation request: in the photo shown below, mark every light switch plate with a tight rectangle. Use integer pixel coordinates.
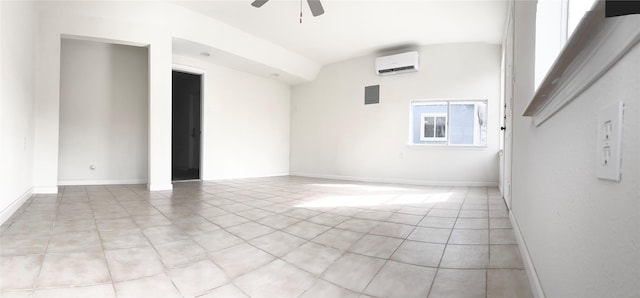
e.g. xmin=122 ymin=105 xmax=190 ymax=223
xmin=596 ymin=102 xmax=624 ymax=181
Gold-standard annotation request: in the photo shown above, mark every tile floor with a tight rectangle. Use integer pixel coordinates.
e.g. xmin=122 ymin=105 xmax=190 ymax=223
xmin=0 ymin=176 xmax=533 ymax=298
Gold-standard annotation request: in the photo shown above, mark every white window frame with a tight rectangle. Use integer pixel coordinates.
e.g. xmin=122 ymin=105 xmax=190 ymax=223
xmin=419 ymin=112 xmax=448 ymax=142
xmin=410 ymin=99 xmax=487 ymax=147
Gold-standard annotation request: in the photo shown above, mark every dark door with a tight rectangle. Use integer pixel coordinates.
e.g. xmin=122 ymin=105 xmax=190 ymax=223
xmin=172 ymin=71 xmax=201 ymax=181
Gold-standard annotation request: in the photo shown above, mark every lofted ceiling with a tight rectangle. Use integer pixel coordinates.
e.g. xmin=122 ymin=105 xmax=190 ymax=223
xmin=173 ymin=0 xmax=509 ymax=68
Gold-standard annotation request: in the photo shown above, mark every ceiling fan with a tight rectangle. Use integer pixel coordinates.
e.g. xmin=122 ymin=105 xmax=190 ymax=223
xmin=251 ymin=0 xmax=325 ymax=22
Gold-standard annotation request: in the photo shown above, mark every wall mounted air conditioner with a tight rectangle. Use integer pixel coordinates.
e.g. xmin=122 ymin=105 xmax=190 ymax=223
xmin=375 ymin=51 xmax=419 ymax=75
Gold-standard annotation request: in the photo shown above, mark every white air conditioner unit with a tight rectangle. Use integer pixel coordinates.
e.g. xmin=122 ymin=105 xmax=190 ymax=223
xmin=375 ymin=51 xmax=419 ymax=75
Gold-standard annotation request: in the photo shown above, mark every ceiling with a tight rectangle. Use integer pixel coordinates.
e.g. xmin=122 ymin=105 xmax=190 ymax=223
xmin=173 ymin=0 xmax=509 ymax=67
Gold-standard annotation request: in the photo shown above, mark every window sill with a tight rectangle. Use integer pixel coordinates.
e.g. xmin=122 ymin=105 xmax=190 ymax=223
xmin=523 ymin=1 xmax=640 ymax=126
xmin=405 ymin=144 xmax=487 ymax=150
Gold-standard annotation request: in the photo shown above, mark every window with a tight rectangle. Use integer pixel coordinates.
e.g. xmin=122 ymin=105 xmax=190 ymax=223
xmin=411 ymin=100 xmax=487 ymax=146
xmin=535 ymin=0 xmax=595 ymax=87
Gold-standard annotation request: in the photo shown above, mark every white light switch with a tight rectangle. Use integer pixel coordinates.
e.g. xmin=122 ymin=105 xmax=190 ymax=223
xmin=596 ymin=102 xmax=623 ymax=181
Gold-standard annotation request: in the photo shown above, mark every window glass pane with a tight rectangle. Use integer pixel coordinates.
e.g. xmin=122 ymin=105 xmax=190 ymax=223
xmin=449 ymin=101 xmax=487 ymax=145
xmin=412 ymin=102 xmax=447 ymax=144
xmin=424 ymin=117 xmax=435 ymax=138
xmin=435 ymin=117 xmax=446 ymax=138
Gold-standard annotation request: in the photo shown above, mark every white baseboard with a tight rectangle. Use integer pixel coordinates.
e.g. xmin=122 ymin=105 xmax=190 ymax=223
xmin=0 ymin=188 xmax=33 ymax=226
xmin=202 ymin=172 xmax=291 ymax=181
xmin=58 ymin=179 xmax=148 ymax=186
xmin=510 ymin=211 xmax=546 ymax=298
xmin=147 ymin=183 xmax=173 ymax=191
xmin=290 ymin=172 xmax=498 ymax=187
xmin=32 ymin=186 xmax=58 ymax=194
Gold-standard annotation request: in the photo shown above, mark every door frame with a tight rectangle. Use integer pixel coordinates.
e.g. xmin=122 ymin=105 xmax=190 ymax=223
xmin=172 ymin=64 xmax=205 ymax=181
xmin=499 ymin=1 xmax=515 ymax=208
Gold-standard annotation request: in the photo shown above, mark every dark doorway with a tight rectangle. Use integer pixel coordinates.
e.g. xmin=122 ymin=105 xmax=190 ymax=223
xmin=172 ymin=70 xmax=202 ymax=181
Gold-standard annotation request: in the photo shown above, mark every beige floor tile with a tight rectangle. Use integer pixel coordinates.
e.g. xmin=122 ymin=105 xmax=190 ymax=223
xmin=249 ymin=231 xmax=306 ymax=257
xmin=311 ymin=228 xmax=364 ymax=250
xmin=142 ymin=225 xmax=190 ymax=245
xmin=490 ymin=245 xmax=525 ymax=269
xmin=234 ymin=259 xmax=316 ymax=298
xmin=0 ymin=234 xmax=50 ymax=256
xmin=51 ymin=219 xmax=97 ymax=234
xmin=192 ymin=229 xmax=244 ymax=252
xmin=335 ymin=218 xmax=379 ymax=233
xmin=299 ymin=279 xmax=359 ymax=298
xmin=209 ymin=243 xmax=275 ymax=278
xmin=354 ymin=210 xmax=393 ymax=221
xmin=32 ymin=284 xmax=115 ymax=298
xmin=132 ymin=214 xmax=171 ymax=229
xmin=234 ymin=208 xmax=275 ymax=221
xmin=95 ymin=218 xmax=137 ymax=232
xmin=172 ymin=217 xmax=221 ymax=235
xmin=104 ymin=246 xmax=164 ymax=281
xmin=440 ymin=244 xmax=489 ymax=269
xmin=0 ymin=180 xmax=528 ymax=298
xmin=490 ymin=229 xmax=517 ymax=244
xmin=390 ymin=241 xmax=445 ymax=267
xmin=487 ymin=269 xmax=533 ymax=298
xmin=0 ymin=290 xmax=33 ymax=298
xmin=256 ymin=214 xmax=301 ymax=229
xmin=449 ymin=229 xmax=489 ymax=245
xmin=418 ymin=217 xmax=456 ymax=229
xmin=322 ymin=253 xmax=386 ymax=292
xmin=198 ymin=284 xmax=248 ymax=298
xmin=207 ymin=213 xmax=250 ymax=228
xmin=386 ymin=213 xmax=423 ymax=225
xmin=114 ymin=274 xmax=181 ymax=298
xmin=407 ymin=227 xmax=451 ymax=244
xmin=307 ymin=213 xmax=349 ymax=226
xmin=154 ymin=239 xmax=207 ymax=268
xmin=167 ymin=260 xmax=228 ymax=296
xmin=490 ymin=218 xmax=513 ymax=229
xmin=283 ymin=242 xmax=343 ymax=275
xmin=99 ymin=229 xmax=149 ymax=250
xmin=225 ymin=222 xmax=275 ymax=240
xmin=364 ymin=260 xmax=437 ymax=298
xmin=37 ymin=252 xmax=110 ymax=287
xmin=0 ymin=255 xmax=43 ymax=290
xmin=282 ymin=208 xmax=322 ymax=220
xmin=455 ymin=218 xmax=489 ymax=229
xmin=349 ymin=234 xmax=403 ymax=258
xmin=429 ymin=269 xmax=486 ymax=298
xmin=283 ymin=221 xmax=331 ymax=240
xmin=369 ymin=222 xmax=414 ymax=238
xmin=428 ymin=208 xmax=459 ymax=218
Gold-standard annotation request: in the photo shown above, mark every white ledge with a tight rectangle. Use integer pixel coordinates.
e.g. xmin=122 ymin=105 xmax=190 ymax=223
xmin=523 ymin=1 xmax=640 ymax=126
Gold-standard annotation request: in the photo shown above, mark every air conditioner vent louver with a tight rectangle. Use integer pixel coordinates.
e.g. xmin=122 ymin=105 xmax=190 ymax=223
xmin=375 ymin=51 xmax=419 ymax=76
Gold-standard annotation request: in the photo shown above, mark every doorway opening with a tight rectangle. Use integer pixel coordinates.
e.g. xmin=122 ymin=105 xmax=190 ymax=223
xmin=172 ymin=70 xmax=202 ymax=181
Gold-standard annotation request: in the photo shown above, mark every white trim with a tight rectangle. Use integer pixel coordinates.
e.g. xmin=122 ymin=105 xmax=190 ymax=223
xmin=33 ymin=186 xmax=58 ymax=194
xmin=147 ymin=183 xmax=174 ymax=191
xmin=524 ymin=2 xmax=640 ymax=126
xmin=510 ymin=211 xmax=546 ymax=298
xmin=290 ymin=173 xmax=498 ymax=187
xmin=172 ymin=63 xmax=205 ymax=75
xmin=58 ymin=179 xmax=148 ymax=186
xmin=0 ymin=188 xmax=33 ymax=226
xmin=203 ymin=172 xmax=291 ymax=181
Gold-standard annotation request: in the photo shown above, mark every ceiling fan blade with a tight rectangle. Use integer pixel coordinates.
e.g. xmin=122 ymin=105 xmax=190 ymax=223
xmin=306 ymin=0 xmax=324 ymax=17
xmin=251 ymin=0 xmax=269 ymax=8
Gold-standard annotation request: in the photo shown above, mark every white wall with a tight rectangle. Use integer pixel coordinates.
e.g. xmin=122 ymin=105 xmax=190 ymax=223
xmin=173 ymin=55 xmax=291 ymax=180
xmin=290 ymin=44 xmax=501 ymax=186
xmin=0 ymin=1 xmax=38 ymax=224
xmin=33 ymin=6 xmax=173 ymax=193
xmin=58 ymin=39 xmax=148 ymax=185
xmin=511 ymin=2 xmax=640 ymax=296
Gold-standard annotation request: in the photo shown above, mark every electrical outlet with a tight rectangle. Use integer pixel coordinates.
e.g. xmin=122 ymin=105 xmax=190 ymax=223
xmin=596 ymin=102 xmax=623 ymax=181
